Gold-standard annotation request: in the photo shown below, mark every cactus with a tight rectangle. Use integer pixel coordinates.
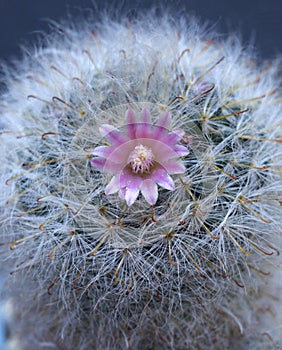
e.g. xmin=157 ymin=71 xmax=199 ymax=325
xmin=0 ymin=12 xmax=281 ymax=350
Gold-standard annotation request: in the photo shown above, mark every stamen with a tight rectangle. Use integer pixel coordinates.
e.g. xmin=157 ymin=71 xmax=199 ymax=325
xmin=128 ymin=144 xmax=155 ymax=174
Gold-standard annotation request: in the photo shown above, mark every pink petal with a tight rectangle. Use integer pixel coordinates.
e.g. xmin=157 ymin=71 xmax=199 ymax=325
xmin=99 ymin=124 xmax=117 ymax=137
xmin=173 ymin=145 xmax=189 ymax=157
xmin=93 ymin=157 xmax=123 ymax=173
xmin=126 ymin=109 xmax=136 ymax=124
xmin=124 ymin=186 xmax=140 ymax=206
xmin=149 ymin=140 xmax=179 ymax=161
xmin=136 ymin=123 xmax=151 ymax=138
xmin=99 ymin=124 xmax=127 ymax=145
xmin=174 ymin=129 xmax=185 ymax=139
xmin=141 ymin=108 xmax=151 ymax=124
xmin=134 ymin=108 xmax=152 ymax=138
xmin=157 ymin=111 xmax=171 ymax=129
xmin=103 ymin=140 xmax=140 ymax=172
xmin=151 ymin=125 xmax=168 ymax=140
xmin=90 ymin=158 xmax=106 ymax=170
xmin=119 ymin=187 xmax=126 ymax=200
xmin=162 ymin=130 xmax=184 ymax=145
xmin=118 ymin=168 xmax=143 ymax=205
xmin=126 ymin=109 xmax=137 ymax=139
xmin=91 ymin=156 xmax=122 ymax=173
xmin=140 ymin=179 xmax=158 ymax=205
xmin=161 ymin=159 xmax=186 ymax=174
xmin=152 ymin=168 xmax=175 ymax=190
xmin=105 ymin=176 xmax=120 ymax=195
xmin=119 ymin=168 xmax=142 ymax=189
xmin=92 ymin=145 xmax=113 ymax=158
xmin=104 ymin=141 xmax=134 ymax=164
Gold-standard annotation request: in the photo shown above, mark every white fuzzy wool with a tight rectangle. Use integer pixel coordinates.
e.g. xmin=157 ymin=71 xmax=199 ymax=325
xmin=0 ymin=12 xmax=281 ymax=350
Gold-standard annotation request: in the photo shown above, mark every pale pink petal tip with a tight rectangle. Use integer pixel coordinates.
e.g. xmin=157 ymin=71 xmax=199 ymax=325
xmin=119 ymin=187 xmax=126 ymax=201
xmin=125 ymin=186 xmax=140 ymax=206
xmin=126 ymin=108 xmax=136 ymax=124
xmin=174 ymin=145 xmax=190 ymax=157
xmin=92 ymin=145 xmax=112 ymax=158
xmin=90 ymin=158 xmax=106 ymax=170
xmin=99 ymin=124 xmax=127 ymax=144
xmin=157 ymin=111 xmax=171 ymax=128
xmin=99 ymin=124 xmax=117 ymax=137
xmin=141 ymin=108 xmax=150 ymax=123
xmin=174 ymin=129 xmax=185 ymax=139
xmin=152 ymin=169 xmax=175 ymax=190
xmin=105 ymin=176 xmax=120 ymax=195
xmin=140 ymin=179 xmax=158 ymax=205
xmin=126 ymin=109 xmax=137 ymax=138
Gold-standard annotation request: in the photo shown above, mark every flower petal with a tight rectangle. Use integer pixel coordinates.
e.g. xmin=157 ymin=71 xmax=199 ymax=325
xmin=105 ymin=176 xmax=120 ymax=195
xmin=92 ymin=145 xmax=113 ymax=158
xmin=99 ymin=124 xmax=127 ymax=145
xmin=162 ymin=130 xmax=185 ymax=145
xmin=140 ymin=179 xmax=158 ymax=205
xmin=152 ymin=168 xmax=175 ymax=190
xmin=119 ymin=168 xmax=142 ymax=189
xmin=134 ymin=108 xmax=152 ymax=138
xmin=125 ymin=186 xmax=140 ymax=206
xmin=119 ymin=187 xmax=126 ymax=201
xmin=141 ymin=108 xmax=151 ymax=124
xmin=92 ymin=157 xmax=123 ymax=173
xmin=104 ymin=141 xmax=134 ymax=164
xmin=173 ymin=144 xmax=189 ymax=157
xmin=90 ymin=158 xmax=106 ymax=170
xmin=126 ymin=109 xmax=137 ymax=139
xmin=99 ymin=124 xmax=117 ymax=137
xmin=174 ymin=129 xmax=185 ymax=139
xmin=136 ymin=123 xmax=152 ymax=138
xmin=157 ymin=111 xmax=171 ymax=129
xmin=118 ymin=168 xmax=142 ymax=205
xmin=149 ymin=140 xmax=179 ymax=161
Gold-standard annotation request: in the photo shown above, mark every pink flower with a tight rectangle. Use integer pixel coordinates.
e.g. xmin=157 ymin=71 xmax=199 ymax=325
xmin=91 ymin=108 xmax=189 ymax=206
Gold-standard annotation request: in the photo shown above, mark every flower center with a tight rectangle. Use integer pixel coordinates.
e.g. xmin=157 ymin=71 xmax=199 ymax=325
xmin=128 ymin=144 xmax=155 ymax=174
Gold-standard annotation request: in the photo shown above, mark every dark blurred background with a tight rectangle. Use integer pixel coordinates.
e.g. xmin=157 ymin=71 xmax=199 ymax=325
xmin=0 ymin=0 xmax=281 ymax=63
